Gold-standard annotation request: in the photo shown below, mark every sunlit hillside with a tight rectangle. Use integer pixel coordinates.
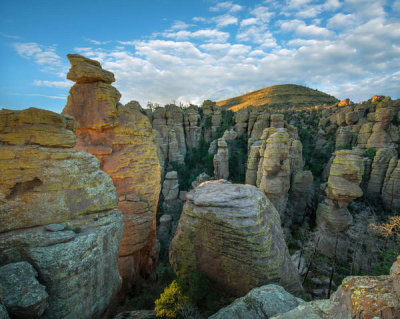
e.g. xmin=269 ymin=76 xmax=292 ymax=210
xmin=216 ymin=84 xmax=339 ymax=111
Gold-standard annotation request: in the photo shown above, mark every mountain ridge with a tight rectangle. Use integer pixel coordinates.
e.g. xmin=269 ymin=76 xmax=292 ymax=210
xmin=216 ymin=84 xmax=339 ymax=112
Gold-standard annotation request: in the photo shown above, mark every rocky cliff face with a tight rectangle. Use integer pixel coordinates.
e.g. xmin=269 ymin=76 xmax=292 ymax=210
xmin=0 ymin=108 xmax=124 ymax=319
xmin=62 ymin=54 xmax=161 ymax=291
xmin=169 ymin=180 xmax=302 ymax=296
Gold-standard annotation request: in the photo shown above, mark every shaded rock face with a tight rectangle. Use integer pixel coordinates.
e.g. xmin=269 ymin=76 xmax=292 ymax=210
xmin=62 ymin=54 xmax=161 ymax=290
xmin=273 ymin=256 xmax=400 ymax=319
xmin=0 ymin=262 xmax=48 ymax=318
xmin=382 ymin=159 xmax=400 ymax=210
xmin=169 ymin=181 xmax=302 ymax=297
xmin=209 ymin=284 xmax=303 ymax=319
xmin=162 ymin=171 xmax=179 ymax=201
xmin=213 ymin=138 xmax=229 ymax=180
xmin=183 ymin=107 xmax=202 ymax=150
xmin=0 ymin=108 xmax=124 ymax=319
xmin=152 ymin=105 xmax=186 ymax=166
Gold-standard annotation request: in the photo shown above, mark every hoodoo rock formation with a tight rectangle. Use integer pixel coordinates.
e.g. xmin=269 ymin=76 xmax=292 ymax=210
xmin=169 ymin=180 xmax=302 ymax=296
xmin=316 ymin=149 xmax=364 ymax=257
xmin=62 ymin=54 xmax=161 ymax=290
xmin=0 ymin=108 xmax=124 ymax=318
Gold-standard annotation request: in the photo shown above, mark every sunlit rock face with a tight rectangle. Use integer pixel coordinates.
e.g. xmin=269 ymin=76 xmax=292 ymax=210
xmin=0 ymin=108 xmax=124 ymax=319
xmin=169 ymin=180 xmax=302 ymax=297
xmin=62 ymin=54 xmax=161 ymax=291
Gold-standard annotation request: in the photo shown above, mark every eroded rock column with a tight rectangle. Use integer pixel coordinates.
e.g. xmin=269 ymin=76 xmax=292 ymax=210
xmin=62 ymin=54 xmax=161 ymax=291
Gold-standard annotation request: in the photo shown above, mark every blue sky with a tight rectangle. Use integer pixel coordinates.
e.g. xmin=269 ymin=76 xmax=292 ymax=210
xmin=1 ymin=0 xmax=399 ymax=113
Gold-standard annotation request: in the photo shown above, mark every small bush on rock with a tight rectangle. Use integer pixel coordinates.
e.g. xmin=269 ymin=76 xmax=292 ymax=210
xmin=155 ymin=280 xmax=189 ymax=318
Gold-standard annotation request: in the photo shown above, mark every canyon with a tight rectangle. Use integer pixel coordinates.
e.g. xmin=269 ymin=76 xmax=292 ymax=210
xmin=0 ymin=54 xmax=399 ymax=319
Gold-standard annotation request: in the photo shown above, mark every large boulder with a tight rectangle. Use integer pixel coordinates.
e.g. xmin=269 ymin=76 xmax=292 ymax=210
xmin=0 ymin=108 xmax=124 ymax=319
xmin=62 ymin=54 xmax=161 ymax=290
xmin=382 ymin=159 xmax=400 ymax=210
xmin=0 ymin=262 xmax=48 ymax=318
xmin=209 ymin=284 xmax=303 ymax=319
xmin=169 ymin=181 xmax=302 ymax=296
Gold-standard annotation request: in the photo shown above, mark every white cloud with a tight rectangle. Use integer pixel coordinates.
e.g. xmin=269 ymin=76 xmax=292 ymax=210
xmin=33 ymin=80 xmax=72 ymax=88
xmin=324 ymin=0 xmax=342 ymax=10
xmin=214 ymin=14 xmax=238 ymax=27
xmin=327 ymin=13 xmax=356 ymax=29
xmin=85 ymin=38 xmax=111 ymax=45
xmin=12 ymin=42 xmax=64 ymax=72
xmin=163 ymin=29 xmax=230 ymax=42
xmin=280 ymin=19 xmax=335 ymax=38
xmin=0 ymin=32 xmax=21 ymax=39
xmin=170 ymin=20 xmax=190 ymax=30
xmin=210 ymin=2 xmax=243 ymax=13
xmin=10 ymin=92 xmax=67 ymax=100
xmin=240 ymin=18 xmax=258 ymax=27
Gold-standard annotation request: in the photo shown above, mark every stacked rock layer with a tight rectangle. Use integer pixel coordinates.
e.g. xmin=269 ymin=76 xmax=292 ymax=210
xmin=0 ymin=108 xmax=124 ymax=319
xmin=62 ymin=54 xmax=161 ymax=290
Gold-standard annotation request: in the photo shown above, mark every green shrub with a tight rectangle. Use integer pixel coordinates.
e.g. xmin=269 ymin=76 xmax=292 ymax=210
xmin=155 ymin=280 xmax=189 ymax=318
xmin=216 ymin=110 xmax=234 ymax=138
xmin=364 ymin=147 xmax=376 ymax=160
xmin=227 ymin=134 xmax=248 ymax=183
xmin=336 ymin=144 xmax=352 ymax=150
xmin=204 ymin=116 xmax=212 ymax=129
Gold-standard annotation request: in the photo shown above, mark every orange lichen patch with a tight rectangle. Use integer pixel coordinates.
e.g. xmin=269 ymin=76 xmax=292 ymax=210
xmin=339 ymin=276 xmax=400 ymax=319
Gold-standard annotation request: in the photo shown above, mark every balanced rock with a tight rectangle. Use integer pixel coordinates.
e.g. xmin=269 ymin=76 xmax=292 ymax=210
xmin=66 ymin=53 xmax=115 ymax=84
xmin=169 ymin=181 xmax=302 ymax=296
xmin=0 ymin=108 xmax=124 ymax=319
xmin=0 ymin=262 xmax=48 ymax=318
xmin=62 ymin=54 xmax=161 ymax=290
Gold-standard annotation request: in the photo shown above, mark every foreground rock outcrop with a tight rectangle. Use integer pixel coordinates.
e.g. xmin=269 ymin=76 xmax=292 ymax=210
xmin=0 ymin=108 xmax=124 ymax=318
xmin=62 ymin=54 xmax=161 ymax=290
xmin=209 ymin=284 xmax=303 ymax=319
xmin=169 ymin=180 xmax=302 ymax=296
xmin=272 ymin=256 xmax=400 ymax=319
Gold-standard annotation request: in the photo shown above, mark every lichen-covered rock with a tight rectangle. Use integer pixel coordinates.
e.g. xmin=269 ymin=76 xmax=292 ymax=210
xmin=326 ymin=150 xmax=364 ymax=205
xmin=259 ymin=130 xmax=291 ymax=215
xmin=191 ymin=172 xmax=211 ymax=189
xmin=250 ymin=112 xmax=269 ymax=139
xmin=66 ymin=53 xmax=115 ymax=84
xmin=223 ymin=128 xmax=238 ymax=141
xmin=382 ymin=159 xmax=400 ymax=210
xmin=270 ymin=114 xmax=284 ymax=128
xmin=169 ymin=181 xmax=302 ymax=296
xmin=0 ymin=262 xmax=48 ymax=318
xmin=62 ymin=54 xmax=161 ymax=290
xmin=245 ymin=140 xmax=262 ymax=185
xmin=273 ymin=256 xmax=400 ymax=319
xmin=234 ymin=109 xmax=249 ymax=136
xmin=209 ymin=284 xmax=303 ymax=319
xmin=367 ymin=148 xmax=398 ymax=196
xmin=213 ymin=138 xmax=229 ymax=180
xmin=0 ymin=108 xmax=124 ymax=319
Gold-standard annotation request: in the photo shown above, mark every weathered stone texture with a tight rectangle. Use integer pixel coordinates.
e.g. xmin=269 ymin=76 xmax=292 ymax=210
xmin=0 ymin=107 xmax=124 ymax=319
xmin=62 ymin=54 xmax=161 ymax=289
xmin=169 ymin=181 xmax=302 ymax=296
